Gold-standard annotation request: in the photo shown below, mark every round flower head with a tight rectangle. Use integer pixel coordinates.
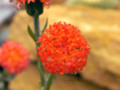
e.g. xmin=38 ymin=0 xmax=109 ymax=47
xmin=0 ymin=41 xmax=30 ymax=74
xmin=37 ymin=22 xmax=91 ymax=75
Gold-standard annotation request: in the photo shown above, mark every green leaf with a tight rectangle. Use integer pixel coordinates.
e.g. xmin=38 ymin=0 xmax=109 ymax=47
xmin=42 ymin=18 xmax=48 ymax=34
xmin=27 ymin=26 xmax=36 ymax=42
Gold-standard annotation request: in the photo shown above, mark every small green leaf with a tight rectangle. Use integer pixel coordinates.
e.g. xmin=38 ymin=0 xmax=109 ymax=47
xmin=42 ymin=18 xmax=48 ymax=34
xmin=27 ymin=26 xmax=36 ymax=42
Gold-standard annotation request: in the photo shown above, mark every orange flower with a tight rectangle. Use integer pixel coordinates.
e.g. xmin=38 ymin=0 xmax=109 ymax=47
xmin=10 ymin=0 xmax=49 ymax=8
xmin=0 ymin=41 xmax=30 ymax=74
xmin=37 ymin=22 xmax=91 ymax=75
xmin=40 ymin=0 xmax=50 ymax=7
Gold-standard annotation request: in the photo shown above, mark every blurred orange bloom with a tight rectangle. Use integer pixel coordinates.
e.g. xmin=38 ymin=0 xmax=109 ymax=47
xmin=37 ymin=22 xmax=91 ymax=75
xmin=0 ymin=41 xmax=30 ymax=74
xmin=10 ymin=0 xmax=49 ymax=8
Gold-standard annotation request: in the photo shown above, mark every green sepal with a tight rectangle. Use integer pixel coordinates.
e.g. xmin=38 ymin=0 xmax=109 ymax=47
xmin=27 ymin=26 xmax=36 ymax=42
xmin=25 ymin=0 xmax=43 ymax=17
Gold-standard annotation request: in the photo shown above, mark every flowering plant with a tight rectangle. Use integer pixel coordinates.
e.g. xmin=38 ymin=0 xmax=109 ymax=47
xmin=0 ymin=41 xmax=29 ymax=89
xmin=9 ymin=0 xmax=90 ymax=90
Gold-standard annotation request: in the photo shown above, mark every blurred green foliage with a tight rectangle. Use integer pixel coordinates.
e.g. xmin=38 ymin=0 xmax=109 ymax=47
xmin=69 ymin=0 xmax=120 ymax=9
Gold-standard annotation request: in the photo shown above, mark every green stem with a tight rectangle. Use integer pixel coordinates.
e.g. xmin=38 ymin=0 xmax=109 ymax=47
xmin=37 ymin=59 xmax=46 ymax=86
xmin=33 ymin=16 xmax=45 ymax=86
xmin=33 ymin=16 xmax=40 ymax=41
xmin=33 ymin=15 xmax=55 ymax=90
xmin=44 ymin=74 xmax=55 ymax=90
xmin=0 ymin=71 xmax=9 ymax=90
xmin=4 ymin=81 xmax=9 ymax=90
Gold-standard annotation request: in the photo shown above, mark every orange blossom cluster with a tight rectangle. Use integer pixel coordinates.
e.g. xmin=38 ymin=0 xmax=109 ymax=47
xmin=37 ymin=22 xmax=90 ymax=75
xmin=0 ymin=41 xmax=30 ymax=74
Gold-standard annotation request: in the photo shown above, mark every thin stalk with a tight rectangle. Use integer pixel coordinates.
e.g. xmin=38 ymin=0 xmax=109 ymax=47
xmin=0 ymin=71 xmax=9 ymax=90
xmin=44 ymin=74 xmax=55 ymax=90
xmin=33 ymin=15 xmax=55 ymax=90
xmin=33 ymin=16 xmax=40 ymax=41
xmin=4 ymin=81 xmax=9 ymax=90
xmin=33 ymin=16 xmax=45 ymax=86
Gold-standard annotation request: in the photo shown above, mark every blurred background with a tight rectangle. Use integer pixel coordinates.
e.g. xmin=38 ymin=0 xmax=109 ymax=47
xmin=0 ymin=0 xmax=120 ymax=90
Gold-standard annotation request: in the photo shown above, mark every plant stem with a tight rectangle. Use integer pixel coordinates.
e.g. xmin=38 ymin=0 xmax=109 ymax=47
xmin=33 ymin=16 xmax=40 ymax=41
xmin=33 ymin=16 xmax=45 ymax=87
xmin=33 ymin=16 xmax=55 ymax=90
xmin=4 ymin=81 xmax=9 ymax=90
xmin=0 ymin=71 xmax=9 ymax=90
xmin=44 ymin=74 xmax=55 ymax=90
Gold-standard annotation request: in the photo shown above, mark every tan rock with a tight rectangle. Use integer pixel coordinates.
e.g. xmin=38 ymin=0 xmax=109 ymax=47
xmin=81 ymin=31 xmax=120 ymax=89
xmin=9 ymin=64 xmax=105 ymax=90
xmin=9 ymin=65 xmax=40 ymax=90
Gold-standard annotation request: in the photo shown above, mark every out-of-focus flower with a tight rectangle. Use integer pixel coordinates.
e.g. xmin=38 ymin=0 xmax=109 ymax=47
xmin=40 ymin=0 xmax=50 ymax=7
xmin=0 ymin=41 xmax=30 ymax=74
xmin=37 ymin=22 xmax=91 ymax=75
xmin=9 ymin=0 xmax=49 ymax=8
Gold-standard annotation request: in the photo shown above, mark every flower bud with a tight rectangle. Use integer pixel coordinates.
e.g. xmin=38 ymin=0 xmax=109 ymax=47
xmin=25 ymin=0 xmax=43 ymax=17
